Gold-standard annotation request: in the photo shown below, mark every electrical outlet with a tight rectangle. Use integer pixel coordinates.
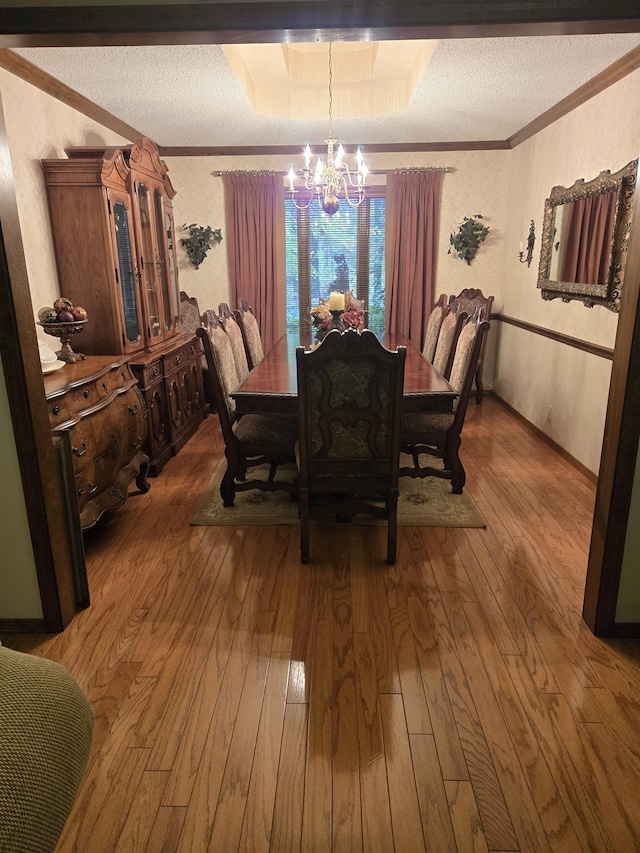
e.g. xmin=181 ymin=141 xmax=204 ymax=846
xmin=546 ymin=405 xmax=552 ymax=421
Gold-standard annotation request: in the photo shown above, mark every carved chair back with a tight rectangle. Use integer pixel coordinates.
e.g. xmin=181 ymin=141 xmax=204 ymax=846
xmin=449 ymin=288 xmax=494 ymax=403
xmin=422 ymin=293 xmax=450 ymax=363
xmin=235 ymin=298 xmax=265 ymax=370
xmin=432 ymin=307 xmax=468 ymax=379
xmin=296 ymin=329 xmax=406 ymax=564
xmin=218 ymin=302 xmax=250 ymax=382
xmin=179 ymin=290 xmax=203 ymax=336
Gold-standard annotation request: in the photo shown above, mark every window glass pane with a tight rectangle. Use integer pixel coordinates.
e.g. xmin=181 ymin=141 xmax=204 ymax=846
xmin=368 ymin=197 xmax=386 ymax=335
xmin=286 ymin=197 xmax=385 ymax=336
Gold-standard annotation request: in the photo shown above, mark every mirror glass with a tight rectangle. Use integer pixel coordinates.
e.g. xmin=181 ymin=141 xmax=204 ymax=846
xmin=538 ymin=159 xmax=637 ymax=312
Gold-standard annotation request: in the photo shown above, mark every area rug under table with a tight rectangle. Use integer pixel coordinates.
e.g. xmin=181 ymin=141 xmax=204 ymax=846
xmin=191 ymin=458 xmax=486 ymax=528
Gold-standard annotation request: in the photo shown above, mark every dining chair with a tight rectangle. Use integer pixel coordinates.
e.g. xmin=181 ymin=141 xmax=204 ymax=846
xmin=234 ymin=298 xmax=265 ymax=370
xmin=295 ymin=328 xmax=406 ymax=565
xmin=197 ymin=316 xmax=297 ymax=507
xmin=400 ymin=316 xmax=491 ymax=494
xmin=218 ymin=301 xmax=250 ymax=382
xmin=179 ymin=290 xmax=204 ymax=335
xmin=422 ymin=293 xmax=450 ymax=364
xmin=432 ymin=305 xmax=468 ymax=379
xmin=449 ymin=288 xmax=494 ymax=403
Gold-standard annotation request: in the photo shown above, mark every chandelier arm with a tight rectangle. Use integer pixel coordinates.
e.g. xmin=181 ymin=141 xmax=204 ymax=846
xmin=339 ymin=176 xmax=366 ymax=208
xmin=290 ymin=194 xmax=314 ymax=210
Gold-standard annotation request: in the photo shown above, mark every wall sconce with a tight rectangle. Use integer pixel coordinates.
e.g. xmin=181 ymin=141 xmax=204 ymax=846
xmin=519 ymin=220 xmax=536 ymax=267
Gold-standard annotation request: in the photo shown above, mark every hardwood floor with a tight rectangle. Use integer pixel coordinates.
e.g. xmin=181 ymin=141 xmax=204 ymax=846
xmin=5 ymin=396 xmax=640 ymax=852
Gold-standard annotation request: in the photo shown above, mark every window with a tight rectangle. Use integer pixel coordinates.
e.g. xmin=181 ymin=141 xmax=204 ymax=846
xmin=285 ymin=193 xmax=386 ymax=336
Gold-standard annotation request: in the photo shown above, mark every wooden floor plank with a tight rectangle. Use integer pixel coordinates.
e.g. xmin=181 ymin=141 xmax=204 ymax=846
xmin=13 ymin=399 xmax=640 ymax=852
xmin=380 ymin=693 xmax=427 ymax=853
xmin=353 ymin=631 xmax=395 ymax=853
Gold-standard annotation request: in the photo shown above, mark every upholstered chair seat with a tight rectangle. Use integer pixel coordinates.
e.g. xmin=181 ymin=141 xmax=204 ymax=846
xmin=402 ymin=412 xmax=455 ymax=434
xmin=234 ymin=413 xmax=298 ymax=445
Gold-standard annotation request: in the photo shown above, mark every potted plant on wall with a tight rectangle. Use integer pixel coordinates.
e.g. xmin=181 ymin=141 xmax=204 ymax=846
xmin=449 ymin=214 xmax=490 ymax=265
xmin=180 ymin=223 xmax=223 ymax=269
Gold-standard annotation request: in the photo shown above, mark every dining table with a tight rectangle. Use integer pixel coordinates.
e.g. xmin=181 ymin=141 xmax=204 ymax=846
xmin=231 ymin=331 xmax=457 ymax=417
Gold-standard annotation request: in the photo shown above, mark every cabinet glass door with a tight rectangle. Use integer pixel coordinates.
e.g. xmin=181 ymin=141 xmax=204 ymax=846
xmin=136 ymin=181 xmax=163 ymax=343
xmin=110 ymin=194 xmax=143 ymax=351
xmin=154 ymin=188 xmax=178 ymax=336
xmin=165 ymin=209 xmax=180 ymax=327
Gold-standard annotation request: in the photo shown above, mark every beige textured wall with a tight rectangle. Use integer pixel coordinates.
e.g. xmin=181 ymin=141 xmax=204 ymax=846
xmin=166 ymin=148 xmax=512 ymax=324
xmin=493 ymin=69 xmax=640 ymax=474
xmin=0 ymin=70 xmax=127 ymax=619
xmin=0 ymin=70 xmax=127 ymax=339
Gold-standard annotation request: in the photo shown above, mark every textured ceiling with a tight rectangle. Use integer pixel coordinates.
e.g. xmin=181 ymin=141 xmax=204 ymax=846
xmin=14 ymin=33 xmax=640 ymax=147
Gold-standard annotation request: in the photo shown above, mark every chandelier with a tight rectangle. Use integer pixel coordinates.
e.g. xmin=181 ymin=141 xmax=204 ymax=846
xmin=287 ymin=43 xmax=368 ymax=216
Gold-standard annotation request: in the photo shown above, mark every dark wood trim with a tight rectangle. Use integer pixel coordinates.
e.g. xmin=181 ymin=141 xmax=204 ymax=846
xmin=0 ymin=49 xmax=144 ymax=142
xmin=160 ymin=141 xmax=509 ymax=157
xmin=583 ymin=157 xmax=640 ymax=636
xmin=493 ymin=313 xmax=614 ymax=360
xmin=508 ymin=45 xmax=640 ymax=148
xmin=0 ymin=3 xmax=639 ymax=47
xmin=0 ymin=619 xmax=47 ymax=634
xmin=0 ymin=92 xmax=76 ymax=632
xmin=490 ymin=392 xmax=597 ymax=483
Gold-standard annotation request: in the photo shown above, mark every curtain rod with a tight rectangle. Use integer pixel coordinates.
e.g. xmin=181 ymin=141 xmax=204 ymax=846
xmin=213 ymin=166 xmax=455 ymax=176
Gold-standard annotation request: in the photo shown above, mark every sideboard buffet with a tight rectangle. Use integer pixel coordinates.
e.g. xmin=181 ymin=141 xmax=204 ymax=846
xmin=44 ymin=357 xmax=150 ymax=529
xmin=42 ymin=137 xmax=206 ymax=477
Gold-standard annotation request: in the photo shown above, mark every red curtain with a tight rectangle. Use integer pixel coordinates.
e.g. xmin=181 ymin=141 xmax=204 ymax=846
xmin=559 ymin=190 xmax=617 ymax=286
xmin=223 ymin=172 xmax=281 ymax=352
xmin=386 ymin=170 xmax=443 ymax=347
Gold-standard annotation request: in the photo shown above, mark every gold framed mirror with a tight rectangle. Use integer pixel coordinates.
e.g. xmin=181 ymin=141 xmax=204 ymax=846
xmin=537 ymin=158 xmax=637 ymax=312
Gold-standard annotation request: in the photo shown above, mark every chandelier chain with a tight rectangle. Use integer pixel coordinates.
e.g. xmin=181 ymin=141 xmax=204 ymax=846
xmin=328 ymin=43 xmax=333 ymax=139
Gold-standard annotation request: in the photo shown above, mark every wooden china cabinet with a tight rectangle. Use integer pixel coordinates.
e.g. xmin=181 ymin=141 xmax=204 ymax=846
xmin=43 ymin=137 xmax=206 ymax=475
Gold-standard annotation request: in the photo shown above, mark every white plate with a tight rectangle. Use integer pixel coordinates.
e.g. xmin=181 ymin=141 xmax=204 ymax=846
xmin=42 ymin=359 xmax=66 ymax=374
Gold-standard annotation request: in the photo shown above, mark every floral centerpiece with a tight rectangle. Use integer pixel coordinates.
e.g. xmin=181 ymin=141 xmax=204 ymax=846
xmin=310 ymin=290 xmax=364 ymax=343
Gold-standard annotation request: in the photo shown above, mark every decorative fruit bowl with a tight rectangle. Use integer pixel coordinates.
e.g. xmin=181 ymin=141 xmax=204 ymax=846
xmin=38 ymin=319 xmax=87 ymax=363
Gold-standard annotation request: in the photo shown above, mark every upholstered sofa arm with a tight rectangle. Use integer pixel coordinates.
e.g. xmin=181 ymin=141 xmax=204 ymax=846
xmin=0 ymin=645 xmax=93 ymax=853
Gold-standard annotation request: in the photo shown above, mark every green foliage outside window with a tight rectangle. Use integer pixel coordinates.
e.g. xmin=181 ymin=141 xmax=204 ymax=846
xmin=285 ymin=198 xmax=386 ymax=335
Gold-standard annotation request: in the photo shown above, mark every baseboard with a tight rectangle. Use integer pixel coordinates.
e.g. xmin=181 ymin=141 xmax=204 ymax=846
xmin=0 ymin=619 xmax=47 ymax=633
xmin=608 ymin=623 xmax=640 ymax=638
xmin=489 ymin=392 xmax=597 ymax=484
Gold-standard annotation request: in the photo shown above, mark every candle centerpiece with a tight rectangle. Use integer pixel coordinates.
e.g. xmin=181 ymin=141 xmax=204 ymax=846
xmin=328 ymin=291 xmax=345 ymax=312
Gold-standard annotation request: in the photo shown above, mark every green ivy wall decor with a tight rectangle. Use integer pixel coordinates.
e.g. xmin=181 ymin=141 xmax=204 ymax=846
xmin=179 ymin=223 xmax=223 ymax=269
xmin=449 ymin=214 xmax=490 ymax=265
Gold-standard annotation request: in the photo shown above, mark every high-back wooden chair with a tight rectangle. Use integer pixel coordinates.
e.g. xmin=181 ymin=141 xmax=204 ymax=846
xmin=179 ymin=290 xmax=203 ymax=335
xmin=400 ymin=316 xmax=491 ymax=494
xmin=234 ymin=298 xmax=265 ymax=370
xmin=197 ymin=315 xmax=297 ymax=507
xmin=218 ymin=301 xmax=249 ymax=382
xmin=432 ymin=305 xmax=468 ymax=379
xmin=422 ymin=293 xmax=450 ymax=364
xmin=449 ymin=288 xmax=494 ymax=403
xmin=296 ymin=329 xmax=406 ymax=565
